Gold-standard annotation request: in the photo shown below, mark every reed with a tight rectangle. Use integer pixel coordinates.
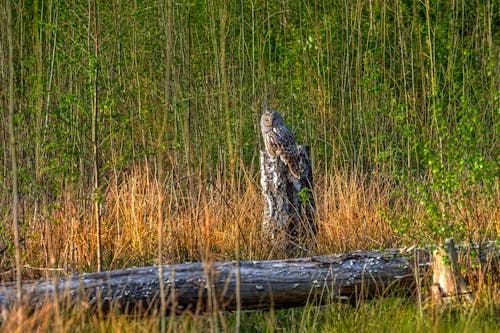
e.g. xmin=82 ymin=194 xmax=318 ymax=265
xmin=0 ymin=0 xmax=498 ymax=331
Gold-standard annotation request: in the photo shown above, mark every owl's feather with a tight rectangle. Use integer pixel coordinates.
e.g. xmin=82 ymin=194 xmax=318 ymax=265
xmin=261 ymin=110 xmax=301 ymax=178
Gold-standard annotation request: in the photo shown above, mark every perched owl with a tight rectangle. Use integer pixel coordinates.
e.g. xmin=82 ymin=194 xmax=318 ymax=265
xmin=260 ymin=110 xmax=301 ymax=178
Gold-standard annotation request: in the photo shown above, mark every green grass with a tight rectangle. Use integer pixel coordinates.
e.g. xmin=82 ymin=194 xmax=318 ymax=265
xmin=4 ymin=292 xmax=499 ymax=332
xmin=162 ymin=297 xmax=500 ymax=333
xmin=19 ymin=296 xmax=500 ymax=333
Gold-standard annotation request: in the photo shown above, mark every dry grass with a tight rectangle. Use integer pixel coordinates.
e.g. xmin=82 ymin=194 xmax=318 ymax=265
xmin=3 ymin=163 xmax=495 ymax=282
xmin=315 ymin=173 xmax=397 ymax=254
xmin=0 ymin=164 xmax=497 ymax=332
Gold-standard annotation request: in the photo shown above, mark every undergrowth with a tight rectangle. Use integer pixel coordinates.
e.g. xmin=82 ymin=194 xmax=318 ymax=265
xmin=0 ymin=165 xmax=498 ymax=332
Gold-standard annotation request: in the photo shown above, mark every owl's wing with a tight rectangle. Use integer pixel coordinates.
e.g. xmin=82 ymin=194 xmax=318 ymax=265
xmin=274 ymin=126 xmax=301 ymax=178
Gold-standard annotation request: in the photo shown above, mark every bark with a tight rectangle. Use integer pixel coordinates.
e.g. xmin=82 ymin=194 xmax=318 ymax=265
xmin=260 ymin=145 xmax=316 ymax=254
xmin=6 ymin=0 xmax=22 ymax=302
xmin=0 ymin=242 xmax=497 ymax=314
xmin=88 ymin=0 xmax=102 ymax=272
xmin=431 ymin=238 xmax=474 ymax=305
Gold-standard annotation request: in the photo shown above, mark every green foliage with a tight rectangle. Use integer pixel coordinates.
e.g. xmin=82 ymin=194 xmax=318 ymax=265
xmin=298 ymin=187 xmax=312 ymax=206
xmin=388 ymin=91 xmax=499 ymax=243
xmin=1 ymin=0 xmax=498 ymax=245
xmin=0 ymin=2 xmax=498 ymax=328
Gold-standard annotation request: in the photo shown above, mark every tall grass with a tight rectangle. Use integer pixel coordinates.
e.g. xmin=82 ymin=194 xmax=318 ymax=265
xmin=8 ymin=162 xmax=496 ymax=277
xmin=0 ymin=0 xmax=498 ymax=331
xmin=2 ymin=286 xmax=500 ymax=332
xmin=0 ymin=164 xmax=498 ymax=332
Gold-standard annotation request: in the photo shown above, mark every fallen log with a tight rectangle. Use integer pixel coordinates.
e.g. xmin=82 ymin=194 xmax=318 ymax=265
xmin=0 ymin=242 xmax=498 ymax=314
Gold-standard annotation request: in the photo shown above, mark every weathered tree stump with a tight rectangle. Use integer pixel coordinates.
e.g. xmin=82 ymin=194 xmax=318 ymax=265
xmin=260 ymin=145 xmax=316 ymax=254
xmin=259 ymin=110 xmax=316 ymax=254
xmin=431 ymin=238 xmax=474 ymax=306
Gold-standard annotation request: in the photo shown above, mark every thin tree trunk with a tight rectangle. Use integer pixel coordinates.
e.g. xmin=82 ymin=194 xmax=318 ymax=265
xmin=6 ymin=0 xmax=22 ymax=302
xmin=33 ymin=0 xmax=44 ymax=196
xmin=156 ymin=184 xmax=166 ymax=333
xmin=90 ymin=0 xmax=102 ymax=272
xmin=220 ymin=0 xmax=235 ymax=189
xmin=157 ymin=0 xmax=174 ymax=178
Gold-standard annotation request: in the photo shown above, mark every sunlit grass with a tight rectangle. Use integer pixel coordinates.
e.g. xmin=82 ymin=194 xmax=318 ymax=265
xmin=0 ymin=163 xmax=497 ymax=332
xmin=2 ymin=291 xmax=500 ymax=332
xmin=0 ymin=0 xmax=497 ymax=330
xmin=22 ymin=164 xmax=496 ymax=273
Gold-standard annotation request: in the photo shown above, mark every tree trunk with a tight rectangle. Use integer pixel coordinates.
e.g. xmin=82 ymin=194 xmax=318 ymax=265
xmin=90 ymin=0 xmax=102 ymax=272
xmin=1 ymin=242 xmax=497 ymax=314
xmin=260 ymin=145 xmax=316 ymax=255
xmin=431 ymin=238 xmax=474 ymax=305
xmin=6 ymin=0 xmax=22 ymax=303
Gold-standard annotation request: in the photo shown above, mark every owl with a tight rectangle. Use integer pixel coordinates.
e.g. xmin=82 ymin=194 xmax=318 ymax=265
xmin=260 ymin=110 xmax=301 ymax=178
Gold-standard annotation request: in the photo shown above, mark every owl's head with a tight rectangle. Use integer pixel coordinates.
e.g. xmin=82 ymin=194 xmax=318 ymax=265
xmin=260 ymin=110 xmax=284 ymax=130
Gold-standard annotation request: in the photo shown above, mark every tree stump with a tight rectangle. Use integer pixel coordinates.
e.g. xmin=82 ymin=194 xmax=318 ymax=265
xmin=260 ymin=145 xmax=316 ymax=255
xmin=431 ymin=238 xmax=474 ymax=306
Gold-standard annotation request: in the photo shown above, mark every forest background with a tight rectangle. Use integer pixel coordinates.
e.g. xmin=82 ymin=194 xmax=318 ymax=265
xmin=0 ymin=0 xmax=498 ymax=297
